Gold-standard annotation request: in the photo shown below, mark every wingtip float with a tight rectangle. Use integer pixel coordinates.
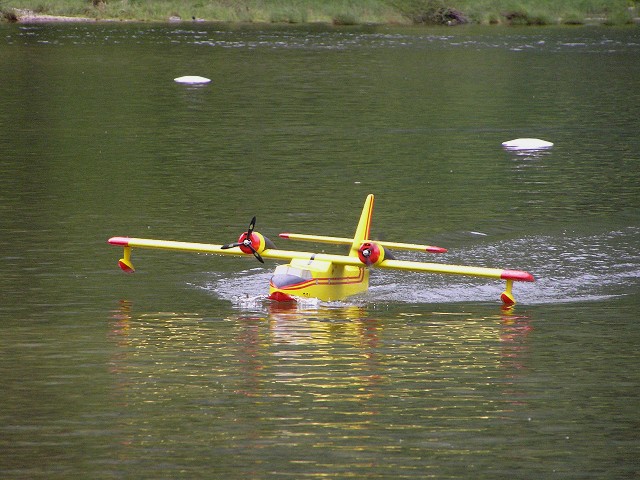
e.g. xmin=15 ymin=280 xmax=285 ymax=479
xmin=108 ymin=194 xmax=534 ymax=307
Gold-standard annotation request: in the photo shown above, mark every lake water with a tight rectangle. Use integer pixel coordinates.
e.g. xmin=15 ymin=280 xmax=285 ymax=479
xmin=1 ymin=22 xmax=639 ymax=479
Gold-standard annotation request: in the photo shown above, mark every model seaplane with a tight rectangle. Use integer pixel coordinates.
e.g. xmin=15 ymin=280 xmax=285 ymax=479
xmin=108 ymin=194 xmax=534 ymax=306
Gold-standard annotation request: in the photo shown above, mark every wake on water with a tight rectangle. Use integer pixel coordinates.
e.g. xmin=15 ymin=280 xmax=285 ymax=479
xmin=194 ymin=227 xmax=639 ymax=310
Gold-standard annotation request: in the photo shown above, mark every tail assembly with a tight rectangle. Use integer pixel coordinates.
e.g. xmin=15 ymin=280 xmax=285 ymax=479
xmin=350 ymin=194 xmax=375 ymax=257
xmin=277 ymin=194 xmax=395 ymax=266
xmin=279 ymin=194 xmax=447 ymax=256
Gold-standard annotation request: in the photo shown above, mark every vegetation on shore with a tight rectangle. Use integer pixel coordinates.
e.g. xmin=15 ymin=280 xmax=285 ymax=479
xmin=2 ymin=0 xmax=639 ymax=26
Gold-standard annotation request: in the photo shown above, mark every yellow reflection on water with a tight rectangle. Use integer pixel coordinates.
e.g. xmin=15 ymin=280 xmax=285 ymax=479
xmin=107 ymin=299 xmax=535 ymax=472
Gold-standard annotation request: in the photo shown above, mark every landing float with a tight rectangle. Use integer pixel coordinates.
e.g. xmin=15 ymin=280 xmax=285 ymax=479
xmin=108 ymin=194 xmax=534 ymax=306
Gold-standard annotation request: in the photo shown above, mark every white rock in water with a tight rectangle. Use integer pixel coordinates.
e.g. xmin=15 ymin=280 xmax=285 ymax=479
xmin=174 ymin=76 xmax=211 ymax=84
xmin=502 ymin=138 xmax=553 ymax=150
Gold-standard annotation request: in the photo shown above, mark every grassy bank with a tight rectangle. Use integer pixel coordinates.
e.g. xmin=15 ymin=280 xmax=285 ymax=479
xmin=2 ymin=0 xmax=639 ymax=26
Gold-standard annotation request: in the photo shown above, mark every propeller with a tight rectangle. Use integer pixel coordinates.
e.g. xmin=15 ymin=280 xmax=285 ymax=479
xmin=221 ymin=216 xmax=264 ymax=263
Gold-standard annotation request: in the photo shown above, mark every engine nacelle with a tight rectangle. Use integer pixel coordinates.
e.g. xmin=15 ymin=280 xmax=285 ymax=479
xmin=358 ymin=242 xmax=385 ymax=266
xmin=237 ymin=231 xmax=267 ymax=255
xmin=236 ymin=231 xmax=276 ymax=255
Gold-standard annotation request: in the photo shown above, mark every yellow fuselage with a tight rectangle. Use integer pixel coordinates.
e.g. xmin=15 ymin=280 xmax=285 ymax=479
xmin=269 ymin=259 xmax=369 ymax=301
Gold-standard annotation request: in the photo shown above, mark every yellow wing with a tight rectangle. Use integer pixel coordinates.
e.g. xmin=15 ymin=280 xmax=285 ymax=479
xmin=108 ymin=236 xmax=364 ymax=271
xmin=108 ymin=236 xmax=533 ymax=282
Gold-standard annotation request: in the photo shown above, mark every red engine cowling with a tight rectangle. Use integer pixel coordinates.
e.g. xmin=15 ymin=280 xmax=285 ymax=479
xmin=358 ymin=242 xmax=385 ymax=266
xmin=237 ymin=232 xmax=266 ymax=255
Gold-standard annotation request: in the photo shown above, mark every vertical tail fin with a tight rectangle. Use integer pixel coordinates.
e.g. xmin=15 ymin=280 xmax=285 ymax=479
xmin=350 ymin=194 xmax=374 ymax=257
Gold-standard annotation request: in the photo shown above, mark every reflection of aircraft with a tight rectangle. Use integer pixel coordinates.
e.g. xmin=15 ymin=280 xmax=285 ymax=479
xmin=109 ymin=194 xmax=534 ymax=306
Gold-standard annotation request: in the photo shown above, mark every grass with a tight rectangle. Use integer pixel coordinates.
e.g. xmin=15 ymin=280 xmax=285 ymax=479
xmin=1 ymin=0 xmax=638 ymax=25
xmin=456 ymin=0 xmax=638 ymax=25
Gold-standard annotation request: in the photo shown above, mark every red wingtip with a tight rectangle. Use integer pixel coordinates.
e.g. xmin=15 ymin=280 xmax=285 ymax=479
xmin=278 ymin=233 xmax=291 ymax=239
xmin=501 ymin=270 xmax=535 ymax=282
xmin=426 ymin=246 xmax=448 ymax=254
xmin=109 ymin=236 xmax=130 ymax=246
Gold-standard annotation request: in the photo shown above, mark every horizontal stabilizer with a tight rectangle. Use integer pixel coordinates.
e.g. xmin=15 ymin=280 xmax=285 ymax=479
xmin=279 ymin=233 xmax=447 ymax=254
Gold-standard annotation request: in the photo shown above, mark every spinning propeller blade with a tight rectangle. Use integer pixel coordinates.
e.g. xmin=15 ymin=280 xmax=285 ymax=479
xmin=249 ymin=246 xmax=264 ymax=263
xmin=248 ymin=216 xmax=256 ymax=235
xmin=221 ymin=216 xmax=264 ymax=263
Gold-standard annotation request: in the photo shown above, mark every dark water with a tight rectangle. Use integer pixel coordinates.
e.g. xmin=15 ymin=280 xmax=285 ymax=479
xmin=1 ymin=23 xmax=639 ymax=478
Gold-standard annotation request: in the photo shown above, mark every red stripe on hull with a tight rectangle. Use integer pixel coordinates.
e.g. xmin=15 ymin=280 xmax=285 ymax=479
xmin=269 ymin=268 xmax=366 ymax=292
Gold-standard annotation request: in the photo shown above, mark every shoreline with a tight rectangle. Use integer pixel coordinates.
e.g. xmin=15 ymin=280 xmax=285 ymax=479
xmin=4 ymin=6 xmax=640 ymax=27
xmin=12 ymin=9 xmax=97 ymax=23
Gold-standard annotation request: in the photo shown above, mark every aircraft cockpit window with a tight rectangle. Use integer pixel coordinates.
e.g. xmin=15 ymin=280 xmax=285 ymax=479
xmin=271 ymin=265 xmax=313 ymax=288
